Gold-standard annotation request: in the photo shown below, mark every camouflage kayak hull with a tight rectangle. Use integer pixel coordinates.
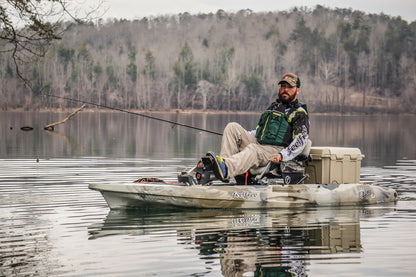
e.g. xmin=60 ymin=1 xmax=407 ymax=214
xmin=88 ymin=182 xmax=398 ymax=209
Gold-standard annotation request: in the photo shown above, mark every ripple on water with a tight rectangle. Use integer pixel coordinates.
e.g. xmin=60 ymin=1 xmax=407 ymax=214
xmin=361 ymin=159 xmax=416 ymax=201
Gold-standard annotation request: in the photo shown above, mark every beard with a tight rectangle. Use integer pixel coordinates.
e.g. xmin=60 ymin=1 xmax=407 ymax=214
xmin=278 ymin=92 xmax=295 ymax=104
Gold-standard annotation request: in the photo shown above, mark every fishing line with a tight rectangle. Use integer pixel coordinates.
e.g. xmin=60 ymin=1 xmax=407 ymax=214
xmin=45 ymin=94 xmax=223 ymax=136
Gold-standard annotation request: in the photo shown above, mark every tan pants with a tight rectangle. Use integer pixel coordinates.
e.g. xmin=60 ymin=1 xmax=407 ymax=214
xmin=220 ymin=122 xmax=283 ymax=178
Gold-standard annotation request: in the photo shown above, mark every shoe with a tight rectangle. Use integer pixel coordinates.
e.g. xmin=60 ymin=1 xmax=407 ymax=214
xmin=206 ymin=151 xmax=228 ymax=181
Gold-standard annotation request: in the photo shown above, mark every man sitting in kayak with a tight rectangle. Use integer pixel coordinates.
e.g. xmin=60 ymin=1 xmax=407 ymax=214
xmin=207 ymin=73 xmax=310 ymax=182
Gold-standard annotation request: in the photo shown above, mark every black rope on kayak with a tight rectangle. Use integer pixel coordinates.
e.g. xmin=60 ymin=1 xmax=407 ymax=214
xmin=45 ymin=94 xmax=223 ymax=136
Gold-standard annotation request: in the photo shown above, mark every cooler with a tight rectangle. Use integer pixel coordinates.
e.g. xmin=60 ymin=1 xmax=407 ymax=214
xmin=304 ymin=147 xmax=364 ymax=184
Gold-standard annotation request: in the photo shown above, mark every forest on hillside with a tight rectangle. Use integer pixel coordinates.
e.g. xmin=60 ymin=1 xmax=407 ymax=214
xmin=1 ymin=6 xmax=415 ymax=113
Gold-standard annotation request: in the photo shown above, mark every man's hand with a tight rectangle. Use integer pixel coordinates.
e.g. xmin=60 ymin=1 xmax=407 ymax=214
xmin=270 ymin=154 xmax=282 ymax=163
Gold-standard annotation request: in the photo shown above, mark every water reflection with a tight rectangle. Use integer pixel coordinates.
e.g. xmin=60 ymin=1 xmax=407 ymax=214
xmin=89 ymin=207 xmax=394 ymax=276
xmin=310 ymin=114 xmax=416 ymax=166
xmin=1 ymin=112 xmax=415 ymax=167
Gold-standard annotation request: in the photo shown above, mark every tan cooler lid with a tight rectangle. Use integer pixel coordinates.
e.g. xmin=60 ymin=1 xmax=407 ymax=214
xmin=309 ymin=147 xmax=364 ymax=160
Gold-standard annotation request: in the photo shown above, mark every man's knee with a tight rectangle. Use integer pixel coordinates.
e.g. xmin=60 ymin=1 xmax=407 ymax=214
xmin=223 ymin=122 xmax=243 ymax=136
xmin=224 ymin=122 xmax=241 ymax=131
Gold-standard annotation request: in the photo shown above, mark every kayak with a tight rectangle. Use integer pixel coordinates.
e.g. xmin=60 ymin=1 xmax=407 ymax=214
xmin=88 ymin=181 xmax=398 ymax=209
xmin=89 ymin=147 xmax=398 ymax=209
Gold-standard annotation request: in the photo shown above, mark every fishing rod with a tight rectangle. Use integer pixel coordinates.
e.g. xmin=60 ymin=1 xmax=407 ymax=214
xmin=45 ymin=94 xmax=223 ymax=136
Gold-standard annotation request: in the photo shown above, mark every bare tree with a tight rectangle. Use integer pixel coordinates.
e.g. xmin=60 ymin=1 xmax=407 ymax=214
xmin=0 ymin=0 xmax=101 ymax=90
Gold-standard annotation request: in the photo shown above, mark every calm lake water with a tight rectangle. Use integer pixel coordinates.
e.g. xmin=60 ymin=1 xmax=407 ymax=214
xmin=1 ymin=111 xmax=415 ymax=276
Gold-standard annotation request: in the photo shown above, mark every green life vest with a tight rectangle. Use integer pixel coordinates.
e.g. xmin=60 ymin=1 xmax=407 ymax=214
xmin=255 ymin=102 xmax=308 ymax=146
xmin=255 ymin=110 xmax=289 ymax=146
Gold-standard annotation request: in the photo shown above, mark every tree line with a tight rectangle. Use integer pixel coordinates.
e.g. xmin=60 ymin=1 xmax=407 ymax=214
xmin=1 ymin=6 xmax=415 ymax=113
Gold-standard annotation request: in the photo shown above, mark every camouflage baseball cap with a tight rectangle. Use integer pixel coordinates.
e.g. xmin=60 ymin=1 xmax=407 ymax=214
xmin=278 ymin=73 xmax=300 ymax=87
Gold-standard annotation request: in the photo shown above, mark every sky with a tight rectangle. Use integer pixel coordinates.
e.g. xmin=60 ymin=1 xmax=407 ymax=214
xmin=95 ymin=0 xmax=416 ymax=23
